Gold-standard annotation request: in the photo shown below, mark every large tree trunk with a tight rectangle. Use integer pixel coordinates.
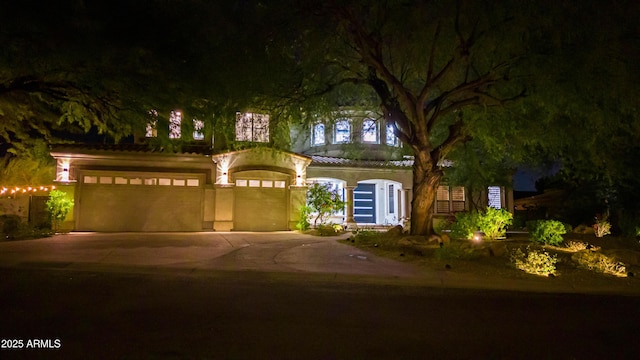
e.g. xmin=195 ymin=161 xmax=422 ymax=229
xmin=410 ymin=151 xmax=443 ymax=236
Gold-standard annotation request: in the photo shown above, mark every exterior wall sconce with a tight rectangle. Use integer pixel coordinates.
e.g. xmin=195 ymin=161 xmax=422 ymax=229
xmin=56 ymin=159 xmax=71 ymax=182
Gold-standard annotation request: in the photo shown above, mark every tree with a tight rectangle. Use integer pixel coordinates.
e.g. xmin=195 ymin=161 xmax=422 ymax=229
xmin=272 ymin=0 xmax=640 ymax=236
xmin=280 ymin=1 xmax=533 ymax=235
xmin=306 ymin=183 xmax=347 ymax=227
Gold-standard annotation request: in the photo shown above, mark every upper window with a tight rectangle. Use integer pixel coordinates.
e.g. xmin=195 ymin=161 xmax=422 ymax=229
xmin=236 ymin=112 xmax=269 ymax=142
xmin=193 ymin=119 xmax=204 ymax=140
xmin=386 ymin=123 xmax=399 ymax=146
xmin=145 ymin=110 xmax=158 ymax=138
xmin=362 ymin=119 xmax=378 ymax=143
xmin=334 ymin=119 xmax=351 ymax=143
xmin=312 ymin=123 xmax=325 ymax=146
xmin=169 ymin=111 xmax=182 ymax=139
xmin=488 ymin=186 xmax=502 ymax=209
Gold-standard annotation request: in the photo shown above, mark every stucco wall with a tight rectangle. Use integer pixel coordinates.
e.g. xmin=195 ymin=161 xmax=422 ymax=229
xmin=0 ymin=196 xmax=30 ymax=221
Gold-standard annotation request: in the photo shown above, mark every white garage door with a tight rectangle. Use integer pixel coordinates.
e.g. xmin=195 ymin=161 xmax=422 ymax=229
xmin=77 ymin=172 xmax=204 ymax=232
xmin=233 ymin=178 xmax=288 ymax=231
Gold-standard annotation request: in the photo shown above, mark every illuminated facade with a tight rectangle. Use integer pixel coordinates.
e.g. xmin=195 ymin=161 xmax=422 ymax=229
xmin=48 ymin=110 xmax=512 ymax=232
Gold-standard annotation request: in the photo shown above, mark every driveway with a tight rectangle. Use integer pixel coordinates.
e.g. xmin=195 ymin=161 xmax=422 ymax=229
xmin=0 ymin=232 xmax=420 ymax=279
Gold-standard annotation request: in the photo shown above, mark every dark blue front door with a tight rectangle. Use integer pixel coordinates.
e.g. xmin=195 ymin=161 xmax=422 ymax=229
xmin=353 ymin=183 xmax=376 ymax=223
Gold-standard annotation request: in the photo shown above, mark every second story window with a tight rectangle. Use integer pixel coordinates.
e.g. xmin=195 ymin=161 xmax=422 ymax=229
xmin=334 ymin=119 xmax=351 ymax=143
xmin=169 ymin=110 xmax=182 ymax=139
xmin=235 ymin=112 xmax=269 ymax=142
xmin=145 ymin=110 xmax=158 ymax=138
xmin=312 ymin=123 xmax=325 ymax=146
xmin=193 ymin=119 xmax=204 ymax=140
xmin=386 ymin=123 xmax=399 ymax=146
xmin=362 ymin=119 xmax=378 ymax=143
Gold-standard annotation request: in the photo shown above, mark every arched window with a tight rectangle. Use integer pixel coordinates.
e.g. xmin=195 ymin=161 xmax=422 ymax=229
xmin=145 ymin=110 xmax=158 ymax=138
xmin=362 ymin=119 xmax=378 ymax=143
xmin=312 ymin=123 xmax=325 ymax=146
xmin=386 ymin=123 xmax=399 ymax=146
xmin=193 ymin=119 xmax=204 ymax=140
xmin=169 ymin=110 xmax=182 ymax=139
xmin=334 ymin=119 xmax=351 ymax=143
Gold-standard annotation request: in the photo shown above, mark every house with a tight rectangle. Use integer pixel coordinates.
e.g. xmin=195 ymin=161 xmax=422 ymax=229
xmin=49 ymin=110 xmax=513 ymax=232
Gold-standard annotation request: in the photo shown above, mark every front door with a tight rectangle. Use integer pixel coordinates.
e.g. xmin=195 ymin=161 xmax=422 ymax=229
xmin=353 ymin=183 xmax=376 ymax=224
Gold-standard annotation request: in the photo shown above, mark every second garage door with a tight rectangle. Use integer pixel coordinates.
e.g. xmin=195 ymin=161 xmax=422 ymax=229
xmin=233 ymin=175 xmax=289 ymax=231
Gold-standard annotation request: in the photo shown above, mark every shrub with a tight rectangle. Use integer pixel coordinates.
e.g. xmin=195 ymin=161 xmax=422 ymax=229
xmin=317 ymin=223 xmax=339 ymax=236
xmin=296 ymin=205 xmax=312 ymax=231
xmin=450 ymin=208 xmax=513 ymax=240
xmin=478 ymin=207 xmax=513 ymax=240
xmin=510 ymin=247 xmax=558 ymax=276
xmin=572 ymin=251 xmax=627 ymax=277
xmin=46 ymin=190 xmax=73 ymax=232
xmin=530 ymin=220 xmax=566 ymax=246
xmin=306 ymin=183 xmax=346 ymax=227
xmin=450 ymin=211 xmax=480 ymax=240
xmin=0 ymin=214 xmax=22 ymax=236
xmin=593 ymin=217 xmax=611 ymax=238
xmin=565 ymin=241 xmax=597 ymax=252
xmin=1 ymin=215 xmax=53 ymax=240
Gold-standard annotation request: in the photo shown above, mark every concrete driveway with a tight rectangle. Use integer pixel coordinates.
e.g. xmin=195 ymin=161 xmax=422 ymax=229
xmin=0 ymin=232 xmax=420 ymax=279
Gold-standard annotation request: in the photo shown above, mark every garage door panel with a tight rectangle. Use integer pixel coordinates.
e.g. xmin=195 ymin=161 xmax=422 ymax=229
xmin=77 ymin=173 xmax=203 ymax=232
xmin=234 ymin=187 xmax=288 ymax=231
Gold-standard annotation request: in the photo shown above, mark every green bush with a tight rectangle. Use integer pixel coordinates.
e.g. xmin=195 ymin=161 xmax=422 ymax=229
xmin=450 ymin=207 xmax=513 ymax=240
xmin=450 ymin=211 xmax=480 ymax=240
xmin=530 ymin=220 xmax=567 ymax=246
xmin=478 ymin=207 xmax=513 ymax=240
xmin=296 ymin=205 xmax=311 ymax=231
xmin=1 ymin=215 xmax=53 ymax=240
xmin=511 ymin=247 xmax=558 ymax=276
xmin=0 ymin=214 xmax=22 ymax=236
xmin=317 ymin=224 xmax=339 ymax=236
xmin=46 ymin=190 xmax=73 ymax=232
xmin=306 ymin=183 xmax=346 ymax=227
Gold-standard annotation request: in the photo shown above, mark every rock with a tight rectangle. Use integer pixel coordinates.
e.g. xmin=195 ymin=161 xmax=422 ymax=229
xmin=386 ymin=225 xmax=404 ymax=237
xmin=489 ymin=242 xmax=508 ymax=257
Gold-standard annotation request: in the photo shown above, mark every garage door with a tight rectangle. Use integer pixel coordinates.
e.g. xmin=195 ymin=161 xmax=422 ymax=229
xmin=77 ymin=172 xmax=204 ymax=231
xmin=234 ymin=177 xmax=288 ymax=231
xmin=354 ymin=183 xmax=376 ymax=224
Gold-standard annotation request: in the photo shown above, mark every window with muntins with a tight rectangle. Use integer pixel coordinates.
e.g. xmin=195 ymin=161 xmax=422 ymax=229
xmin=334 ymin=119 xmax=351 ymax=143
xmin=145 ymin=110 xmax=158 ymax=138
xmin=488 ymin=186 xmax=502 ymax=209
xmin=386 ymin=123 xmax=399 ymax=146
xmin=436 ymin=185 xmax=465 ymax=213
xmin=362 ymin=119 xmax=378 ymax=143
xmin=236 ymin=112 xmax=269 ymax=142
xmin=193 ymin=119 xmax=204 ymax=140
xmin=312 ymin=123 xmax=325 ymax=145
xmin=169 ymin=110 xmax=182 ymax=139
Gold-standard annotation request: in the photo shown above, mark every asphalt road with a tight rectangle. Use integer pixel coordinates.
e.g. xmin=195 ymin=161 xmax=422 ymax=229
xmin=1 ymin=233 xmax=639 ymax=359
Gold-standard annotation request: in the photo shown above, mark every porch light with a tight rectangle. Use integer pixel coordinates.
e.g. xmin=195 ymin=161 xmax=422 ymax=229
xmin=56 ymin=158 xmax=71 ymax=182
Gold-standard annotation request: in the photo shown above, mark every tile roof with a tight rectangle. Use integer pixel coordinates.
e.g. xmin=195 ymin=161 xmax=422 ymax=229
xmin=310 ymin=155 xmax=413 ymax=168
xmin=50 ymin=143 xmax=213 ymax=156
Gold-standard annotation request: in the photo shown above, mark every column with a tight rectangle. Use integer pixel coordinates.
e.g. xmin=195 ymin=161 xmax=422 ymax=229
xmin=345 ymin=186 xmax=356 ymax=229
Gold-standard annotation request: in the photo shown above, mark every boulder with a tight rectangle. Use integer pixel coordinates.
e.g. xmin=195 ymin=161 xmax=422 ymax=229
xmin=386 ymin=225 xmax=404 ymax=237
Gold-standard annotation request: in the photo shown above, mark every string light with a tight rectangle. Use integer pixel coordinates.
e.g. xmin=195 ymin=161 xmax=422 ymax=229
xmin=0 ymin=185 xmax=56 ymax=198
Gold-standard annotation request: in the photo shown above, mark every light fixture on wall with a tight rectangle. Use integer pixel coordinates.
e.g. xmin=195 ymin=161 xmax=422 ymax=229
xmin=57 ymin=159 xmax=71 ymax=182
